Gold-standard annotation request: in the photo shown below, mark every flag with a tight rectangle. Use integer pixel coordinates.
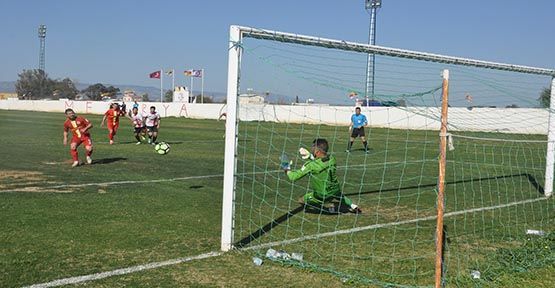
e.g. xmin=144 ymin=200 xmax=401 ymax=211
xmin=348 ymin=91 xmax=358 ymax=99
xmin=149 ymin=71 xmax=161 ymax=79
xmin=166 ymin=70 xmax=174 ymax=76
xmin=184 ymin=69 xmax=202 ymax=77
xmin=191 ymin=69 xmax=202 ymax=77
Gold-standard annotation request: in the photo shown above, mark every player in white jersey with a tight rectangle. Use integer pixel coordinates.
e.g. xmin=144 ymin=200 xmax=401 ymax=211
xmin=143 ymin=106 xmax=161 ymax=144
xmin=126 ymin=107 xmax=146 ymax=144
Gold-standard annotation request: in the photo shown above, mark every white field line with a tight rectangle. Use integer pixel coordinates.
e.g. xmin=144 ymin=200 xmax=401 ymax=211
xmin=2 ymin=160 xmax=430 ymax=192
xmin=23 ymin=251 xmax=223 ymax=288
xmin=0 ymin=174 xmax=223 ymax=193
xmin=23 ymin=196 xmax=549 ymax=287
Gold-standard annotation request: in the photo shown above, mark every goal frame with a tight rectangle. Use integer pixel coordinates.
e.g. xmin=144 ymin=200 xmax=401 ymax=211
xmin=220 ymin=24 xmax=555 ymax=284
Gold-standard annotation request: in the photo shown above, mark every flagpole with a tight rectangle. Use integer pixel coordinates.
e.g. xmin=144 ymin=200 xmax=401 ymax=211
xmin=160 ymin=68 xmax=163 ymax=103
xmin=201 ymin=69 xmax=204 ymax=104
xmin=190 ymin=76 xmax=194 ymax=103
xmin=172 ymin=69 xmax=175 ymax=92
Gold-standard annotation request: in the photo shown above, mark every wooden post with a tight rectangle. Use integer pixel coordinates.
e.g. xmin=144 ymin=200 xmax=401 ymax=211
xmin=435 ymin=69 xmax=449 ymax=288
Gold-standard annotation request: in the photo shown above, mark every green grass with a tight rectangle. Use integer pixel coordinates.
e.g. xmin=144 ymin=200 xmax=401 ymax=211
xmin=1 ymin=110 xmax=554 ymax=287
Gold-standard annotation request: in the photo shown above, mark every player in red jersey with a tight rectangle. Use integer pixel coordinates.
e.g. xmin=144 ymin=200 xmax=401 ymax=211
xmin=63 ymin=108 xmax=93 ymax=167
xmin=100 ymin=103 xmax=124 ymax=144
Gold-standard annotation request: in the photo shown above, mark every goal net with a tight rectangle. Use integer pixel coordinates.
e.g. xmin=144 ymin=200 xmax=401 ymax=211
xmin=221 ymin=26 xmax=555 ymax=286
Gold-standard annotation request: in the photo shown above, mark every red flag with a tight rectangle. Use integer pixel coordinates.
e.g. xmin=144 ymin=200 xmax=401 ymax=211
xmin=149 ymin=71 xmax=161 ymax=79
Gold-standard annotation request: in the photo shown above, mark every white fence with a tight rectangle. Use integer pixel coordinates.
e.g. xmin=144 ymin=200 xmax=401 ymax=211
xmin=0 ymin=99 xmax=548 ymax=135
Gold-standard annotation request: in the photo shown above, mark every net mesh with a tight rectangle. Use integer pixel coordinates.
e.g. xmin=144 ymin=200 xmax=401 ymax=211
xmin=229 ymin=31 xmax=554 ymax=286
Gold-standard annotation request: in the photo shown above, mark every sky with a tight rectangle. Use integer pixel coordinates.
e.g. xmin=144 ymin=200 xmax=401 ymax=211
xmin=1 ymin=0 xmax=554 ymax=94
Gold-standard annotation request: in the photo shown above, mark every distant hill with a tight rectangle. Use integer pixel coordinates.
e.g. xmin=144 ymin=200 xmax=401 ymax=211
xmin=0 ymin=81 xmax=15 ymax=93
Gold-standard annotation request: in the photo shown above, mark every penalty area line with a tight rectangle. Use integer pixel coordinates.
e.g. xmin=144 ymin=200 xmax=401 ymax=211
xmin=0 ymin=174 xmax=223 ymax=192
xmin=48 ymin=174 xmax=223 ymax=189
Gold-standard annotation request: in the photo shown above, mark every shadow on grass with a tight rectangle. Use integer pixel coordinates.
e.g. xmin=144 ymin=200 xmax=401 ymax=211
xmin=235 ymin=173 xmax=544 ymax=248
xmin=92 ymin=157 xmax=127 ymax=165
xmin=235 ymin=206 xmax=304 ymax=248
xmin=345 ymin=173 xmax=545 ymax=197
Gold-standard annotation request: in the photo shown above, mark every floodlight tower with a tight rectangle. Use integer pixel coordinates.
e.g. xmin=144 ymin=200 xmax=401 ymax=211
xmin=38 ymin=25 xmax=47 ymax=72
xmin=364 ymin=0 xmax=381 ymax=106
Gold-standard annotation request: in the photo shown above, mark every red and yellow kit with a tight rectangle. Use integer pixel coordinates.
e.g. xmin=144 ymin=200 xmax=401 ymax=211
xmin=104 ymin=108 xmax=123 ymax=128
xmin=64 ymin=116 xmax=92 ymax=145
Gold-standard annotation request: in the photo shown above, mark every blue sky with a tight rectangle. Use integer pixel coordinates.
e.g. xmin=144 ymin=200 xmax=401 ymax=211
xmin=1 ymin=0 xmax=553 ymax=93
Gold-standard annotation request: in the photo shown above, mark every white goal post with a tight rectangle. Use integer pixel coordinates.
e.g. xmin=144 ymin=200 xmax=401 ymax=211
xmin=221 ymin=25 xmax=555 ymax=253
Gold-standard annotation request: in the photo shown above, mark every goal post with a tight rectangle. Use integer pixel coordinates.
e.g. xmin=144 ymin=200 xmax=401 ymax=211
xmin=545 ymin=77 xmax=555 ymax=198
xmin=221 ymin=25 xmax=242 ymax=251
xmin=221 ymin=25 xmax=555 ymax=285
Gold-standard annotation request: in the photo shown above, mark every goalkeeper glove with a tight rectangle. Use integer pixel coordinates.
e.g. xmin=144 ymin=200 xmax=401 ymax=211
xmin=280 ymin=160 xmax=292 ymax=170
xmin=299 ymin=147 xmax=313 ymax=160
xmin=279 ymin=154 xmax=292 ymax=170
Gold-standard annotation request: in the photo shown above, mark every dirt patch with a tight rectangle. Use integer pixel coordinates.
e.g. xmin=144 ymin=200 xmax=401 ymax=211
xmin=0 ymin=170 xmax=70 ymax=193
xmin=97 ymin=185 xmax=108 ymax=194
xmin=0 ymin=170 xmax=45 ymax=181
xmin=0 ymin=186 xmax=74 ymax=193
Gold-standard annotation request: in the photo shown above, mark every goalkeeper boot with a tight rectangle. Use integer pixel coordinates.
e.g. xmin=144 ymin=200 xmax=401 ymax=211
xmin=349 ymin=204 xmax=362 ymax=214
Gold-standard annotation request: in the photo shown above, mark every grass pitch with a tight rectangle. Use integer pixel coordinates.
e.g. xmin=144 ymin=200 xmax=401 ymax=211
xmin=1 ymin=109 xmax=553 ymax=287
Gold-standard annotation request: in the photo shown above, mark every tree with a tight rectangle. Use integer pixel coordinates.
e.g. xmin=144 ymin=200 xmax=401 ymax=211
xmin=141 ymin=93 xmax=150 ymax=101
xmin=164 ymin=90 xmax=173 ymax=102
xmin=539 ymin=87 xmax=552 ymax=108
xmin=52 ymin=78 xmax=79 ymax=99
xmin=104 ymin=85 xmax=120 ymax=99
xmin=15 ymin=69 xmax=54 ymax=99
xmin=81 ymin=83 xmax=120 ymax=101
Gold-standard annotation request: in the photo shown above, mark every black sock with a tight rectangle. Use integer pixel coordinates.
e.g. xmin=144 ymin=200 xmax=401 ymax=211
xmin=347 ymin=141 xmax=353 ymax=150
xmin=135 ymin=135 xmax=141 ymax=142
xmin=363 ymin=141 xmax=368 ymax=151
xmin=153 ymin=136 xmax=157 ymax=143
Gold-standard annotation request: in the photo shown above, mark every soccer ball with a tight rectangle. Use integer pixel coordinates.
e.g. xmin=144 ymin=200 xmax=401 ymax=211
xmin=154 ymin=142 xmax=170 ymax=155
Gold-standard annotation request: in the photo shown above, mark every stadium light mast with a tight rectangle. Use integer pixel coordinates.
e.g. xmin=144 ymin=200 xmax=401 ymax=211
xmin=364 ymin=0 xmax=381 ymax=106
xmin=38 ymin=24 xmax=47 ymax=72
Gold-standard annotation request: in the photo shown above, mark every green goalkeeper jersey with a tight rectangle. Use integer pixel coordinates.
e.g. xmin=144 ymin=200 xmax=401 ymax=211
xmin=287 ymin=155 xmax=341 ymax=197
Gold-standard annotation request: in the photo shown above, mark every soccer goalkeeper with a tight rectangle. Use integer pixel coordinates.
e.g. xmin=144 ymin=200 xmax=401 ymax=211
xmin=283 ymin=138 xmax=362 ymax=214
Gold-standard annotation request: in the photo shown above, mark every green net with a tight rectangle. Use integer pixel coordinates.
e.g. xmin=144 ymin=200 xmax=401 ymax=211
xmin=227 ymin=29 xmax=554 ymax=286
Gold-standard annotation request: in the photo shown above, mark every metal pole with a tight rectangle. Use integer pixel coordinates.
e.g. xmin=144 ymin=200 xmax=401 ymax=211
xmin=435 ymin=69 xmax=450 ymax=288
xmin=190 ymin=77 xmax=194 ymax=103
xmin=201 ymin=69 xmax=204 ymax=104
xmin=160 ymin=68 xmax=163 ymax=103
xmin=364 ymin=1 xmax=381 ymax=106
xmin=172 ymin=69 xmax=175 ymax=92
xmin=365 ymin=6 xmax=378 ymax=107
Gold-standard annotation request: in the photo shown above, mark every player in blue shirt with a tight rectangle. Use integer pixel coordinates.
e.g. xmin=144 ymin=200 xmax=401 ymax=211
xmin=347 ymin=107 xmax=368 ymax=153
